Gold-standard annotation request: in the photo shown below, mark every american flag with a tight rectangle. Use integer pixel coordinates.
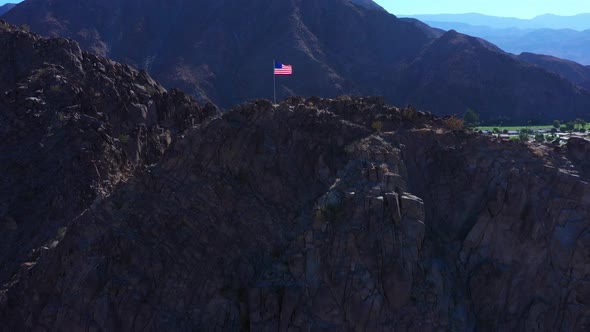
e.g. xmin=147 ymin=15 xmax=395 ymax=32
xmin=274 ymin=61 xmax=293 ymax=75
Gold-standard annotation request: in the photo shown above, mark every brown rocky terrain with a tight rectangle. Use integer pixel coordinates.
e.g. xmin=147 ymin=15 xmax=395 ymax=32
xmin=1 ymin=88 xmax=589 ymax=330
xmin=0 ymin=21 xmax=216 ymax=286
xmin=4 ymin=0 xmax=590 ymax=123
xmin=517 ymin=52 xmax=590 ymax=91
xmin=1 ymin=20 xmax=590 ymax=331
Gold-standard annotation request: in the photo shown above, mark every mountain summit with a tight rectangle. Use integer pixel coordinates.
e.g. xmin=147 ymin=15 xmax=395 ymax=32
xmin=0 ymin=3 xmax=16 ymax=16
xmin=349 ymin=0 xmax=386 ymax=11
xmin=0 ymin=21 xmax=590 ymax=331
xmin=4 ymin=0 xmax=590 ymax=122
xmin=0 ymin=20 xmax=216 ymax=285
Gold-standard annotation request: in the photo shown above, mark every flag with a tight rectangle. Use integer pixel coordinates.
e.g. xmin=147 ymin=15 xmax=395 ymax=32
xmin=274 ymin=61 xmax=293 ymax=75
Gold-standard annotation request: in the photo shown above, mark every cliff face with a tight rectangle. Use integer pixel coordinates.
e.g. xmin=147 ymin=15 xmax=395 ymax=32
xmin=1 ymin=91 xmax=589 ymax=330
xmin=0 ymin=21 xmax=216 ymax=286
xmin=4 ymin=0 xmax=590 ymax=122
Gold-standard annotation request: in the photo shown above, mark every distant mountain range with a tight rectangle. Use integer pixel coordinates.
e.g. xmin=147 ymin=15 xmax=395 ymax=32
xmin=405 ymin=14 xmax=590 ymax=65
xmin=406 ymin=13 xmax=590 ymax=31
xmin=4 ymin=0 xmax=590 ymax=123
xmin=0 ymin=3 xmax=16 ymax=16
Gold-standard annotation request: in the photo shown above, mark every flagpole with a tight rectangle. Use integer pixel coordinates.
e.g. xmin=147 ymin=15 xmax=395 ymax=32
xmin=273 ymin=59 xmax=276 ymax=104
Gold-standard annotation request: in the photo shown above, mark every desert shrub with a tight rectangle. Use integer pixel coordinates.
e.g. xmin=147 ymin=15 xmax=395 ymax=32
xmin=119 ymin=134 xmax=130 ymax=144
xmin=371 ymin=121 xmax=383 ymax=132
xmin=401 ymin=107 xmax=417 ymax=120
xmin=553 ymin=120 xmax=561 ymax=128
xmin=443 ymin=116 xmax=464 ymax=130
xmin=534 ymin=134 xmax=545 ymax=142
xmin=560 ymin=125 xmax=567 ymax=132
xmin=21 ymin=24 xmax=30 ymax=32
xmin=502 ymin=129 xmax=508 ymax=134
xmin=463 ymin=108 xmax=480 ymax=128
xmin=314 ymin=203 xmax=344 ymax=222
xmin=518 ymin=131 xmax=530 ymax=142
xmin=493 ymin=128 xmax=500 ymax=134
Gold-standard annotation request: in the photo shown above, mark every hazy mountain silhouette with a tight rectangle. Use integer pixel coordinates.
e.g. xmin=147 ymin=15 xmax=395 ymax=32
xmin=407 ymin=13 xmax=590 ymax=31
xmin=0 ymin=3 xmax=16 ymax=16
xmin=417 ymin=20 xmax=590 ymax=65
xmin=4 ymin=0 xmax=590 ymax=123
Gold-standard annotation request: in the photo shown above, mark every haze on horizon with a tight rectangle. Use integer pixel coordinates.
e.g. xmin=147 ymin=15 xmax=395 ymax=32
xmin=376 ymin=0 xmax=590 ymax=19
xmin=1 ymin=0 xmax=589 ymax=19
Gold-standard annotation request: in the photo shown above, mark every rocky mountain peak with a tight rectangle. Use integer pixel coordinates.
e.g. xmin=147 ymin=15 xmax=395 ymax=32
xmin=5 ymin=0 xmax=590 ymax=122
xmin=0 ymin=3 xmax=16 ymax=16
xmin=0 ymin=20 xmax=217 ymax=285
xmin=0 ymin=9 xmax=589 ymax=332
xmin=349 ymin=0 xmax=386 ymax=11
xmin=1 ymin=70 xmax=589 ymax=329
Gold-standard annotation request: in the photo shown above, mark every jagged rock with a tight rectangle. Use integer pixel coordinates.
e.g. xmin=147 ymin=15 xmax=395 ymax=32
xmin=1 ymin=94 xmax=587 ymax=331
xmin=0 ymin=23 xmax=215 ymax=286
xmin=0 ymin=23 xmax=589 ymax=332
xmin=567 ymin=137 xmax=590 ymax=173
xmin=400 ymin=193 xmax=426 ymax=221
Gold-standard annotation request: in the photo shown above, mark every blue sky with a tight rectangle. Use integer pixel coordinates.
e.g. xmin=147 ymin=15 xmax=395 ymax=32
xmin=2 ymin=0 xmax=590 ymax=19
xmin=376 ymin=0 xmax=590 ymax=18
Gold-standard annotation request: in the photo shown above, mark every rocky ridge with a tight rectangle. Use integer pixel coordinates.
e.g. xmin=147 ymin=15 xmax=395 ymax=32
xmin=0 ymin=21 xmax=216 ymax=286
xmin=1 ymin=90 xmax=589 ymax=330
xmin=4 ymin=0 xmax=590 ymax=122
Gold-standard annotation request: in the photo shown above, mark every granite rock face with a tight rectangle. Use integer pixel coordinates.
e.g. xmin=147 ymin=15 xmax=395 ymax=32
xmin=1 ymin=91 xmax=589 ymax=331
xmin=0 ymin=22 xmax=215 ymax=286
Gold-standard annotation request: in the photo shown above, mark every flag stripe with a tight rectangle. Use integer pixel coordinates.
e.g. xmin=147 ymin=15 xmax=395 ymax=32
xmin=274 ymin=62 xmax=292 ymax=75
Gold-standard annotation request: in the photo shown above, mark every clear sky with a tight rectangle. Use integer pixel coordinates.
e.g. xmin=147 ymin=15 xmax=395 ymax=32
xmin=0 ymin=0 xmax=21 ymax=5
xmin=376 ymin=0 xmax=590 ymax=19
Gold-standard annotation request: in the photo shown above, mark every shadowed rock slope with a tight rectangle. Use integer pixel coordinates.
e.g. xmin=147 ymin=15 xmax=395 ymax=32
xmin=1 ymin=91 xmax=589 ymax=330
xmin=0 ymin=4 xmax=15 ymax=17
xmin=4 ymin=0 xmax=590 ymax=123
xmin=517 ymin=52 xmax=590 ymax=91
xmin=0 ymin=21 xmax=216 ymax=286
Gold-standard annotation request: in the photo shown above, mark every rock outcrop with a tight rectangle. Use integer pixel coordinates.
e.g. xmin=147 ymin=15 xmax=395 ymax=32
xmin=1 ymin=91 xmax=588 ymax=330
xmin=0 ymin=22 xmax=216 ymax=286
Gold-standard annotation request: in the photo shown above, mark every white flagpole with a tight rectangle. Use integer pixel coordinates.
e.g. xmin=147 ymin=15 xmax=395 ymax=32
xmin=273 ymin=59 xmax=276 ymax=104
